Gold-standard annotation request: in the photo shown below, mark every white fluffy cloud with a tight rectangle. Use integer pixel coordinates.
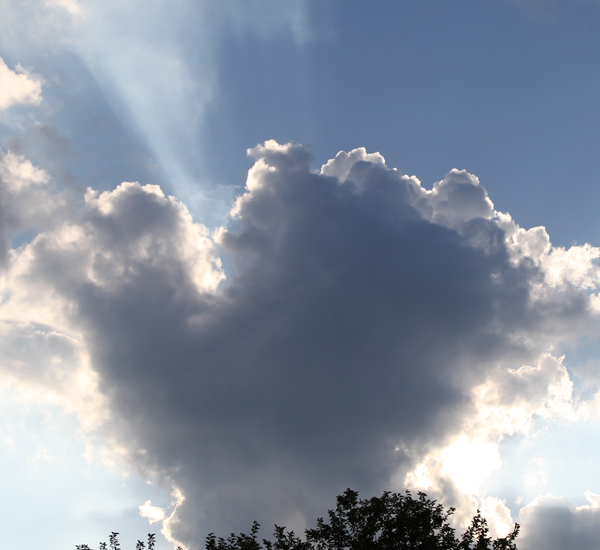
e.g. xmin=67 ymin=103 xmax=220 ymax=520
xmin=0 ymin=57 xmax=43 ymax=110
xmin=2 ymin=141 xmax=600 ymax=548
xmin=0 ymin=149 xmax=68 ymax=267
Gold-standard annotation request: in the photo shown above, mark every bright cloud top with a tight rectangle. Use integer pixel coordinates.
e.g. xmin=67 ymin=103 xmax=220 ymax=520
xmin=2 ymin=140 xmax=600 ymax=549
xmin=0 ymin=56 xmax=43 ymax=110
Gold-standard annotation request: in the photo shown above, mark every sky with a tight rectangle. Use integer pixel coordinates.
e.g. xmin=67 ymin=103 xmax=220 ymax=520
xmin=3 ymin=1 xmax=600 ymax=549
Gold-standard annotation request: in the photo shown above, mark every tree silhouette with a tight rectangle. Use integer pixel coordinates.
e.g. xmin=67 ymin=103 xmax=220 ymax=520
xmin=76 ymin=533 xmax=180 ymax=550
xmin=205 ymin=490 xmax=519 ymax=550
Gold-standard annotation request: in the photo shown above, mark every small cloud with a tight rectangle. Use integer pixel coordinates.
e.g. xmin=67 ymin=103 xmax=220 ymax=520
xmin=0 ymin=58 xmax=44 ymax=110
xmin=28 ymin=446 xmax=52 ymax=464
xmin=580 ymin=491 xmax=600 ymax=509
xmin=139 ymin=500 xmax=166 ymax=524
xmin=44 ymin=0 xmax=84 ymax=18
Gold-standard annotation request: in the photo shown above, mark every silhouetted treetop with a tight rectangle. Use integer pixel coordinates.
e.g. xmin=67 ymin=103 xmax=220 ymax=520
xmin=205 ymin=489 xmax=519 ymax=550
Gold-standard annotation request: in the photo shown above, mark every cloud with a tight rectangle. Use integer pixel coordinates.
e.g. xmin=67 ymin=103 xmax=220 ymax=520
xmin=2 ymin=141 xmax=600 ymax=548
xmin=44 ymin=0 xmax=84 ymax=18
xmin=7 ymin=0 xmax=310 ymax=226
xmin=139 ymin=489 xmax=185 ymax=545
xmin=0 ymin=57 xmax=43 ymax=110
xmin=139 ymin=500 xmax=166 ymax=524
xmin=518 ymin=492 xmax=600 ymax=550
xmin=0 ymin=149 xmax=68 ymax=267
xmin=401 ymin=352 xmax=577 ymax=535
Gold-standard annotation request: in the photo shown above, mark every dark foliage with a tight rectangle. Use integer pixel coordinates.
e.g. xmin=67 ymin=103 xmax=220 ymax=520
xmin=205 ymin=490 xmax=519 ymax=550
xmin=76 ymin=532 xmax=181 ymax=550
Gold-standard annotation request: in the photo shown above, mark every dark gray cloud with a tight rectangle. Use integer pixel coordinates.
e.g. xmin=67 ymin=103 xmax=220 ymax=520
xmin=3 ymin=141 xmax=599 ymax=547
xmin=519 ymin=494 xmax=600 ymax=550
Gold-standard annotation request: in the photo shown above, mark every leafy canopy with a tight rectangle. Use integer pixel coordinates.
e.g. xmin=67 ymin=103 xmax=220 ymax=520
xmin=205 ymin=489 xmax=519 ymax=550
xmin=76 ymin=532 xmax=179 ymax=550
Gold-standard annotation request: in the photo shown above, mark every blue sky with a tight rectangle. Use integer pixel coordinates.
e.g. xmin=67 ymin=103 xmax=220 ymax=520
xmin=3 ymin=1 xmax=600 ymax=549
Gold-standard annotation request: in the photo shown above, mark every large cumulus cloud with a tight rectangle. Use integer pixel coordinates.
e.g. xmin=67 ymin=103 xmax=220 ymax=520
xmin=2 ymin=140 xmax=600 ymax=548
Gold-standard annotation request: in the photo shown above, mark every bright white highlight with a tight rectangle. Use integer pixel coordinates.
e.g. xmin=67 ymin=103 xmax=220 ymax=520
xmin=0 ymin=57 xmax=43 ymax=110
xmin=440 ymin=437 xmax=502 ymax=495
xmin=139 ymin=500 xmax=166 ymax=524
